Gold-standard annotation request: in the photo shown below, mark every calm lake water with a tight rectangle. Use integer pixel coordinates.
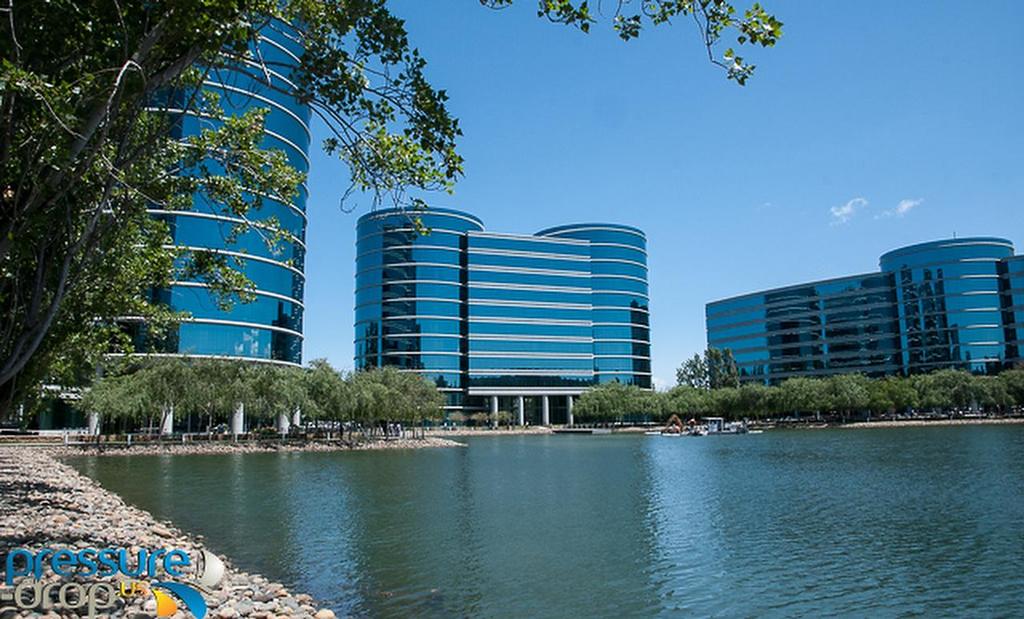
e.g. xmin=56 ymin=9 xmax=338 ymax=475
xmin=71 ymin=427 xmax=1024 ymax=617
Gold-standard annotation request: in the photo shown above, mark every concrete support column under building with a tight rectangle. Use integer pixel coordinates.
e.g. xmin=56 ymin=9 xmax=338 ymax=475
xmin=516 ymin=396 xmax=525 ymax=426
xmin=231 ymin=402 xmax=245 ymax=437
xmin=87 ymin=412 xmax=101 ymax=436
xmin=541 ymin=396 xmax=550 ymax=426
xmin=566 ymin=395 xmax=574 ymax=427
xmin=490 ymin=396 xmax=499 ymax=428
xmin=277 ymin=411 xmax=290 ymax=435
xmin=160 ymin=405 xmax=174 ymax=435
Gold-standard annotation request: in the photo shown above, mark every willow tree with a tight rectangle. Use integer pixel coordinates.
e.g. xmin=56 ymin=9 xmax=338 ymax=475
xmin=575 ymin=381 xmax=660 ymax=423
xmin=0 ymin=0 xmax=780 ymax=416
xmin=79 ymin=357 xmax=193 ymax=433
xmin=349 ymin=367 xmax=444 ymax=433
xmin=664 ymin=385 xmax=709 ymax=418
xmin=240 ymin=363 xmax=310 ymax=431
xmin=79 ymin=373 xmax=148 ymax=432
xmin=185 ymin=358 xmax=250 ymax=432
xmin=1001 ymin=369 xmax=1024 ymax=407
xmin=301 ymin=359 xmax=350 ymax=424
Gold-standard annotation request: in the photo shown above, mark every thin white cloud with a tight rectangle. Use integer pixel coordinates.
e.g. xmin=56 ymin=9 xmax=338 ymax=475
xmin=877 ymin=198 xmax=924 ymax=219
xmin=895 ymin=198 xmax=923 ymax=215
xmin=830 ymin=197 xmax=867 ymax=225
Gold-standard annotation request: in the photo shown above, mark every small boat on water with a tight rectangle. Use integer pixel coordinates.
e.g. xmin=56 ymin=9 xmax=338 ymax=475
xmin=646 ymin=415 xmax=759 ymax=437
xmin=705 ymin=417 xmax=749 ymax=435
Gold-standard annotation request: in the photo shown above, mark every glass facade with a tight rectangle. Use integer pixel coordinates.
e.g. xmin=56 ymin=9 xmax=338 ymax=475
xmin=1003 ymin=256 xmax=1024 ymax=366
xmin=536 ymin=224 xmax=652 ymax=388
xmin=708 ymin=237 xmax=1022 ymax=383
xmin=355 ymin=210 xmax=651 ymax=412
xmin=880 ymin=238 xmax=1013 ymax=375
xmin=138 ymin=21 xmax=309 ymax=365
xmin=355 ymin=208 xmax=483 ymax=409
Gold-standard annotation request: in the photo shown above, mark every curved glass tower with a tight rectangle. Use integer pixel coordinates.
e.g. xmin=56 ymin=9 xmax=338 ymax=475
xmin=356 ymin=208 xmax=484 ymax=410
xmin=707 ymin=236 xmax=1021 ymax=383
xmin=536 ymin=224 xmax=651 ymax=387
xmin=1003 ymin=256 xmax=1024 ymax=366
xmin=355 ymin=209 xmax=652 ymax=419
xmin=880 ymin=238 xmax=1013 ymax=374
xmin=143 ymin=21 xmax=309 ymax=365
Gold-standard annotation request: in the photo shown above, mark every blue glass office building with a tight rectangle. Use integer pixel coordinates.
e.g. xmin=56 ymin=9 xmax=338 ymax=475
xmin=1003 ymin=256 xmax=1024 ymax=366
xmin=141 ymin=21 xmax=309 ymax=365
xmin=355 ymin=208 xmax=651 ymax=421
xmin=707 ymin=237 xmax=1022 ymax=383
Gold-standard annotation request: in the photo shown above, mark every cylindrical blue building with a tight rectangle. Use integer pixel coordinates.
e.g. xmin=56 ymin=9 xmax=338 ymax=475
xmin=880 ymin=237 xmax=1014 ymax=375
xmin=355 ymin=208 xmax=484 ymax=410
xmin=536 ymin=224 xmax=652 ymax=388
xmin=143 ymin=20 xmax=310 ymax=365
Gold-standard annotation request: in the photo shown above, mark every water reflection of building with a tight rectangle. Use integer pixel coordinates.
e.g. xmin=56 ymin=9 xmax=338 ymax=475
xmin=355 ymin=208 xmax=651 ymax=421
xmin=707 ymin=237 xmax=1022 ymax=383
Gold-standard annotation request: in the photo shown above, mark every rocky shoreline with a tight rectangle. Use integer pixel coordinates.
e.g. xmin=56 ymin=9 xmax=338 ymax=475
xmin=839 ymin=417 xmax=1024 ymax=429
xmin=0 ymin=446 xmax=336 ymax=618
xmin=1 ymin=436 xmax=466 ymax=458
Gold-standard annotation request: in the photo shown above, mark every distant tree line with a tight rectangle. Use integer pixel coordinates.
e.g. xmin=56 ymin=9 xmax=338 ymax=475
xmin=570 ymin=349 xmax=1024 ymax=424
xmin=662 ymin=368 xmax=1024 ymax=423
xmin=75 ymin=358 xmax=443 ymax=436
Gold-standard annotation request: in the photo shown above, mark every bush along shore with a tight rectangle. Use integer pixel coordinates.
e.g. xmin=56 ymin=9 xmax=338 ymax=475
xmin=0 ymin=447 xmax=337 ymax=618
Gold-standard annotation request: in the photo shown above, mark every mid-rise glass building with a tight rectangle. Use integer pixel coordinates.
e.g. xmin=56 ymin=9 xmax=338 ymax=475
xmin=1003 ymin=256 xmax=1024 ymax=366
xmin=707 ymin=237 xmax=1022 ymax=383
xmin=134 ymin=20 xmax=309 ymax=366
xmin=355 ymin=208 xmax=651 ymax=422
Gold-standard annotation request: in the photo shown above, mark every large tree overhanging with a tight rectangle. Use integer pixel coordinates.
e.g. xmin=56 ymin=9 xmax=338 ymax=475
xmin=0 ymin=0 xmax=780 ymax=417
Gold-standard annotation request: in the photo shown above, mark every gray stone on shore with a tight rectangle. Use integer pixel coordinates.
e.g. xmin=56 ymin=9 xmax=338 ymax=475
xmin=0 ymin=446 xmax=332 ymax=619
xmin=32 ymin=435 xmax=466 ymax=459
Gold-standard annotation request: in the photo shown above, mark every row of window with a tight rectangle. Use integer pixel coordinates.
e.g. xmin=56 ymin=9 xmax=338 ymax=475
xmin=357 ymin=230 xmax=464 ymax=252
xmin=708 ymin=275 xmax=896 ymax=318
xmin=156 ymin=322 xmax=301 ymax=364
xmin=169 ymin=286 xmax=301 ymax=331
xmin=355 ymin=316 xmax=650 ymax=336
xmin=347 ymin=368 xmax=653 ymax=391
xmin=174 ymin=255 xmax=303 ymax=301
xmin=711 ymin=308 xmax=1006 ymax=344
xmin=467 ymin=233 xmax=591 ymax=256
xmin=707 ymin=302 xmax=899 ymax=331
xmin=733 ymin=342 xmax=1012 ymax=371
xmin=709 ymin=286 xmax=1007 ymax=327
xmin=362 ymin=337 xmax=650 ymax=356
xmin=175 ymin=100 xmax=310 ymax=174
xmin=164 ymin=214 xmax=305 ymax=265
xmin=536 ymin=225 xmax=646 ymax=249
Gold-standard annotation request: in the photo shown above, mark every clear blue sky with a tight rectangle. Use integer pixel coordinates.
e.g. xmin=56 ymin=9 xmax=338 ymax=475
xmin=302 ymin=0 xmax=1024 ymax=390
